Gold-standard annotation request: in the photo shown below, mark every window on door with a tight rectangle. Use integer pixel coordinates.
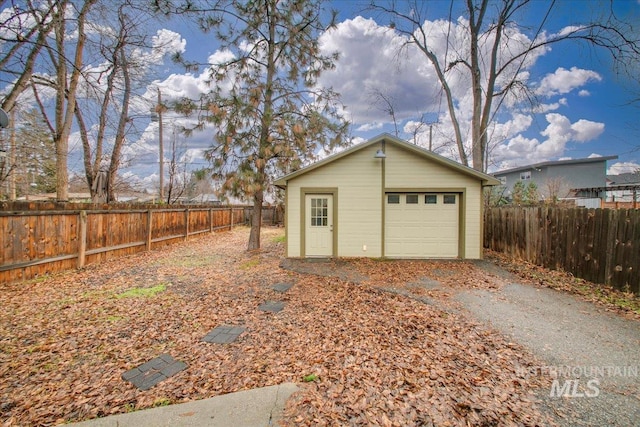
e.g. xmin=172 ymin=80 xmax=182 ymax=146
xmin=310 ymin=198 xmax=328 ymax=226
xmin=406 ymin=194 xmax=419 ymax=204
xmin=443 ymin=194 xmax=456 ymax=204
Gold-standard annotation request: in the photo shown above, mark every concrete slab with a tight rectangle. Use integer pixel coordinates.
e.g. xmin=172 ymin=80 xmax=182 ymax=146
xmin=69 ymin=383 xmax=299 ymax=427
xmin=121 ymin=354 xmax=187 ymax=391
xmin=203 ymin=326 xmax=246 ymax=344
xmin=271 ymin=283 xmax=293 ymax=293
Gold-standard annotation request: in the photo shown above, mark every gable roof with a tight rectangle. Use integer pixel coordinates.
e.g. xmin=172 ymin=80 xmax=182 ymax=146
xmin=493 ymin=155 xmax=618 ymax=176
xmin=274 ymin=133 xmax=500 ymax=188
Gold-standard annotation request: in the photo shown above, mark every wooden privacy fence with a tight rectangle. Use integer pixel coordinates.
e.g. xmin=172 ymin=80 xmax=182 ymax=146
xmin=0 ymin=205 xmax=261 ymax=284
xmin=484 ymin=207 xmax=640 ymax=294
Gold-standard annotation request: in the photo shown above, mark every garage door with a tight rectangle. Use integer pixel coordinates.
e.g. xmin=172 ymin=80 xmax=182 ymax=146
xmin=385 ymin=193 xmax=459 ymax=258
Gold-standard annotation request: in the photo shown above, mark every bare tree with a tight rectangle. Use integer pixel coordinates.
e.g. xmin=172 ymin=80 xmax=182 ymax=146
xmin=73 ymin=3 xmax=134 ymax=202
xmin=369 ymin=88 xmax=399 ymax=136
xmin=25 ymin=0 xmax=97 ymax=201
xmin=372 ymin=0 xmax=640 ymax=171
xmin=3 ymin=1 xmax=178 ymax=202
xmin=185 ymin=167 xmax=214 ymax=203
xmin=0 ymin=2 xmax=56 ymax=113
xmin=484 ymin=185 xmax=508 ymax=207
xmin=164 ymin=125 xmax=190 ymax=204
xmin=541 ymin=176 xmax=572 ymax=204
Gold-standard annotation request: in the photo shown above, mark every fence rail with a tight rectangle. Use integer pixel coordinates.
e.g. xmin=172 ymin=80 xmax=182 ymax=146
xmin=0 ymin=204 xmax=280 ymax=284
xmin=484 ymin=207 xmax=640 ymax=294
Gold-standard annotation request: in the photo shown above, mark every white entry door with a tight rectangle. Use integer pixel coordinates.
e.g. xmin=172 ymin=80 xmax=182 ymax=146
xmin=305 ymin=194 xmax=333 ymax=257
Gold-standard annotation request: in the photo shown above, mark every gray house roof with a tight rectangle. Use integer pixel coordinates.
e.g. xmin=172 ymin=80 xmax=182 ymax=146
xmin=607 ymin=173 xmax=640 ymax=185
xmin=274 ymin=133 xmax=501 ymax=188
xmin=493 ymin=156 xmax=618 ymax=176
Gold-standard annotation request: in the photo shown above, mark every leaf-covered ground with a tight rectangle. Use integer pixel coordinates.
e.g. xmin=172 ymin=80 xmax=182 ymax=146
xmin=1 ymin=227 xmax=553 ymax=426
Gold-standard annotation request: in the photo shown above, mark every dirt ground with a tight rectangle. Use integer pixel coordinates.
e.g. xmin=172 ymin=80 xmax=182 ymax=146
xmin=2 ymin=226 xmax=564 ymax=426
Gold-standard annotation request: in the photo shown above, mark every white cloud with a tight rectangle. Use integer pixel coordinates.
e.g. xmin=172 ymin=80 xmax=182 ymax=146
xmin=587 ymin=153 xmax=602 ymax=158
xmin=316 ymin=14 xmax=602 ymax=169
xmin=536 ymin=67 xmax=601 ymax=97
xmin=607 ymin=162 xmax=640 ymax=175
xmin=208 ymin=49 xmax=235 ymax=65
xmin=492 ymin=113 xmax=604 ymax=167
xmin=553 ymin=25 xmax=586 ymax=37
xmin=317 ymin=16 xmax=436 ymax=124
xmin=38 ymin=11 xmax=617 ymax=187
xmin=571 ymin=119 xmax=605 ymax=141
xmin=180 ymin=148 xmax=205 ymax=163
xmin=156 ymin=73 xmax=212 ymax=100
xmin=356 ymin=122 xmax=384 ymax=132
xmin=534 ymin=102 xmax=561 ymax=113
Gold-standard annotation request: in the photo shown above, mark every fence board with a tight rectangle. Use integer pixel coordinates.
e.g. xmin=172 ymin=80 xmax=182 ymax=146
xmin=0 ymin=204 xmax=281 ymax=284
xmin=485 ymin=207 xmax=639 ymax=294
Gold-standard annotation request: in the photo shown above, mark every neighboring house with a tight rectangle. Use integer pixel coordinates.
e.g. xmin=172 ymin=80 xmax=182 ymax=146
xmin=605 ymin=173 xmax=640 ymax=203
xmin=273 ymin=134 xmax=499 ymax=260
xmin=492 ymin=156 xmax=618 ymax=203
xmin=572 ymin=173 xmax=640 ymax=208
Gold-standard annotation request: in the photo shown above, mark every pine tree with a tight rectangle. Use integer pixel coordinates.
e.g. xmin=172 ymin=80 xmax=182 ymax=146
xmin=182 ymin=0 xmax=349 ymax=250
xmin=524 ymin=181 xmax=539 ymax=205
xmin=512 ymin=181 xmax=525 ymax=205
xmin=15 ymin=109 xmax=57 ymax=196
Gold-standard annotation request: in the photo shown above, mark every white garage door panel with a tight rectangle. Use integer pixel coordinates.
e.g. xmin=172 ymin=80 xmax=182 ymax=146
xmin=385 ymin=194 xmax=459 ymax=258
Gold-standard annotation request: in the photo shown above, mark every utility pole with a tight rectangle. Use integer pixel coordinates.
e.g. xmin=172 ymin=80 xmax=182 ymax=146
xmin=156 ymin=88 xmax=164 ymax=201
xmin=0 ymin=109 xmax=7 ymax=199
xmin=9 ymin=108 xmax=16 ymax=200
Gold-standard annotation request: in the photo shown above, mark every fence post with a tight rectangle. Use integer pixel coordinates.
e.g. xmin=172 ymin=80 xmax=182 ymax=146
xmin=184 ymin=209 xmax=189 ymax=240
xmin=146 ymin=210 xmax=153 ymax=251
xmin=209 ymin=208 xmax=214 ymax=233
xmin=230 ymin=206 xmax=234 ymax=230
xmin=77 ymin=210 xmax=87 ymax=268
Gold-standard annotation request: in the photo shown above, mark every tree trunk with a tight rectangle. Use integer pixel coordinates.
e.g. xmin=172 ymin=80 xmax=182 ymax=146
xmin=52 ymin=0 xmax=95 ymax=201
xmin=107 ymin=44 xmax=131 ymax=202
xmin=247 ymin=0 xmax=275 ymax=251
xmin=248 ymin=190 xmax=263 ymax=250
xmin=468 ymin=0 xmax=488 ymax=171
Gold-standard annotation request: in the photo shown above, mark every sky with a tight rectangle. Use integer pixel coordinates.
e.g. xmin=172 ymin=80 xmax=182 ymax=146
xmin=2 ymin=0 xmax=640 ymax=192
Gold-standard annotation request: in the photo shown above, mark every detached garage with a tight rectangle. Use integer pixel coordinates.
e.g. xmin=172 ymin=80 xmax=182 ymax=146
xmin=274 ymin=134 xmax=499 ymax=259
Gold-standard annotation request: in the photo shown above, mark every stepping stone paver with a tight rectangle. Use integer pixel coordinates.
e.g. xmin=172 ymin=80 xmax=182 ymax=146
xmin=121 ymin=353 xmax=187 ymax=391
xmin=271 ymin=282 xmax=293 ymax=293
xmin=258 ymin=300 xmax=285 ymax=313
xmin=203 ymin=325 xmax=246 ymax=344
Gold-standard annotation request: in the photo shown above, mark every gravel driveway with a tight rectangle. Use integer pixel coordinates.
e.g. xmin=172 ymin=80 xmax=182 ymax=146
xmin=455 ymin=266 xmax=640 ymax=426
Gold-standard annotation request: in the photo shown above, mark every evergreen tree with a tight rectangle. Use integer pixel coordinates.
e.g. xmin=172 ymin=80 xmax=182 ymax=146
xmin=512 ymin=181 xmax=525 ymax=205
xmin=524 ymin=181 xmax=539 ymax=205
xmin=15 ymin=109 xmax=57 ymax=196
xmin=179 ymin=0 xmax=349 ymax=250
